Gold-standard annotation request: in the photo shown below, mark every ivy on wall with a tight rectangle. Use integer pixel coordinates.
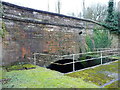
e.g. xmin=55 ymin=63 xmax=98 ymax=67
xmin=0 ymin=22 xmax=7 ymax=38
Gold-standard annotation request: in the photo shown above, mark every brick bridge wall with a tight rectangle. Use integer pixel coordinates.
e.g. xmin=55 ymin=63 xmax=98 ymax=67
xmin=1 ymin=2 xmax=102 ymax=66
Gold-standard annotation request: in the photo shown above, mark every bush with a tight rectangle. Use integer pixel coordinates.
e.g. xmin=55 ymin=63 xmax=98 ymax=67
xmin=85 ymin=29 xmax=113 ymax=51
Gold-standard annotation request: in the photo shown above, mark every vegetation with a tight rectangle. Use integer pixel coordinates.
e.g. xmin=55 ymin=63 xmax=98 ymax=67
xmin=83 ymin=0 xmax=119 ymax=33
xmin=102 ymin=0 xmax=119 ymax=34
xmin=104 ymin=80 xmax=119 ymax=88
xmin=66 ymin=61 xmax=119 ymax=88
xmin=0 ymin=22 xmax=7 ymax=38
xmin=85 ymin=35 xmax=94 ymax=52
xmin=109 ymin=56 xmax=120 ymax=60
xmin=84 ymin=4 xmax=107 ymax=21
xmin=85 ymin=29 xmax=112 ymax=51
xmin=5 ymin=64 xmax=37 ymax=71
xmin=105 ymin=0 xmax=114 ymax=23
xmin=2 ymin=65 xmax=98 ymax=88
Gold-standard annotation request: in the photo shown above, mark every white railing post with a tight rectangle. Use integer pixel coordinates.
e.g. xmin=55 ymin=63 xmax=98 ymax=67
xmin=73 ymin=54 xmax=75 ymax=72
xmin=33 ymin=53 xmax=36 ymax=65
xmin=101 ymin=51 xmax=103 ymax=65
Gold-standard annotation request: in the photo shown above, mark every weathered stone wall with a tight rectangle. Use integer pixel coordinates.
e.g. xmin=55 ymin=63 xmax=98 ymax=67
xmin=1 ymin=2 xmax=101 ymax=66
xmin=0 ymin=18 xmax=2 ymax=66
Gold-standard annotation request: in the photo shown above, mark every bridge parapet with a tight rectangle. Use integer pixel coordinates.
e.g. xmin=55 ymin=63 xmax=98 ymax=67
xmin=1 ymin=2 xmax=102 ymax=66
xmin=2 ymin=1 xmax=101 ymax=29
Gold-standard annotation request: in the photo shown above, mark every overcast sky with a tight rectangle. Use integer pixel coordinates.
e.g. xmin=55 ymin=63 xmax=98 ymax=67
xmin=2 ymin=0 xmax=120 ymax=16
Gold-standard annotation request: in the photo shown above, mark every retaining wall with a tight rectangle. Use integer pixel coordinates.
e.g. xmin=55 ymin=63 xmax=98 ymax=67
xmin=1 ymin=2 xmax=101 ymax=66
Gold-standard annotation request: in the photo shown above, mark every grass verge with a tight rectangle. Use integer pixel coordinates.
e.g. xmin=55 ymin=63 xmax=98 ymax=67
xmin=2 ymin=65 xmax=98 ymax=88
xmin=66 ymin=60 xmax=119 ymax=88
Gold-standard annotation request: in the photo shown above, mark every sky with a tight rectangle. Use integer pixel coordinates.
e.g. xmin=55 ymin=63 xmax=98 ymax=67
xmin=1 ymin=0 xmax=120 ymax=16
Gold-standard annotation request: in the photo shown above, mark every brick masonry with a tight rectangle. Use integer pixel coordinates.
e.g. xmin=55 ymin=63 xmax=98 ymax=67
xmin=1 ymin=2 xmax=102 ymax=66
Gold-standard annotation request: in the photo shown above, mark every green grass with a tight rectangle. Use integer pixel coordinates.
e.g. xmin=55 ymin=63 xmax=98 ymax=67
xmin=1 ymin=63 xmax=37 ymax=79
xmin=66 ymin=60 xmax=119 ymax=88
xmin=2 ymin=65 xmax=98 ymax=88
xmin=0 ymin=67 xmax=2 ymax=79
xmin=109 ymin=56 xmax=120 ymax=60
xmin=6 ymin=64 xmax=37 ymax=71
xmin=0 ymin=67 xmax=7 ymax=80
xmin=2 ymin=58 xmax=119 ymax=88
xmin=104 ymin=80 xmax=119 ymax=88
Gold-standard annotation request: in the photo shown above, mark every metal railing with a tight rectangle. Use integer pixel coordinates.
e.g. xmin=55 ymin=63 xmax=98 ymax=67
xmin=33 ymin=48 xmax=119 ymax=72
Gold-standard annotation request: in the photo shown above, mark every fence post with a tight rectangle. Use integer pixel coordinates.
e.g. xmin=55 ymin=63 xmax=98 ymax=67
xmin=101 ymin=51 xmax=103 ymax=65
xmin=33 ymin=53 xmax=36 ymax=65
xmin=73 ymin=54 xmax=75 ymax=72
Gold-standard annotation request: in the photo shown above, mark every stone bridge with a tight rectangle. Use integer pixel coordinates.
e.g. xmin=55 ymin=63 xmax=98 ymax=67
xmin=1 ymin=1 xmax=104 ymax=66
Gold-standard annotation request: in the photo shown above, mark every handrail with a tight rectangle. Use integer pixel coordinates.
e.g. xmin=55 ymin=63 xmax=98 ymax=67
xmin=52 ymin=54 xmax=119 ymax=65
xmin=32 ymin=48 xmax=119 ymax=72
xmin=33 ymin=48 xmax=119 ymax=66
xmin=59 ymin=48 xmax=119 ymax=58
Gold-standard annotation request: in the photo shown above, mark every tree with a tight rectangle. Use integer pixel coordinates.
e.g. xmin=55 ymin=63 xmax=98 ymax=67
xmin=84 ymin=4 xmax=107 ymax=22
xmin=67 ymin=12 xmax=76 ymax=17
xmin=77 ymin=12 xmax=82 ymax=18
xmin=82 ymin=0 xmax=85 ymax=18
xmin=55 ymin=0 xmax=61 ymax=13
xmin=102 ymin=0 xmax=119 ymax=34
xmin=105 ymin=0 xmax=114 ymax=23
xmin=47 ymin=0 xmax=50 ymax=11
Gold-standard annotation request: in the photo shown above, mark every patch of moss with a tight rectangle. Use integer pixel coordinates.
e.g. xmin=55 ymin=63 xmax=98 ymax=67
xmin=104 ymin=80 xmax=119 ymax=88
xmin=0 ymin=67 xmax=3 ymax=79
xmin=109 ymin=56 xmax=120 ymax=60
xmin=79 ymin=55 xmax=86 ymax=60
xmin=0 ymin=22 xmax=8 ymax=38
xmin=86 ymin=54 xmax=100 ymax=58
xmin=66 ymin=61 xmax=118 ymax=87
xmin=0 ymin=67 xmax=7 ymax=80
xmin=2 ymin=66 xmax=98 ymax=88
xmin=5 ymin=64 xmax=37 ymax=71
